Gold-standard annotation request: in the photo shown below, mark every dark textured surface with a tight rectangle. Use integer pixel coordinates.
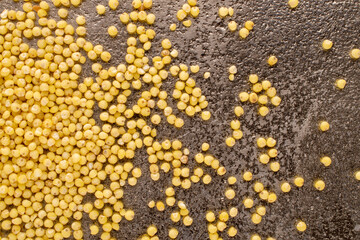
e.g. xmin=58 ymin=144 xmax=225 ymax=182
xmin=1 ymin=0 xmax=360 ymax=239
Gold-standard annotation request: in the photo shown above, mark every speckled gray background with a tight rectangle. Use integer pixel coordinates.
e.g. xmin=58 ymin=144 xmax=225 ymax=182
xmin=1 ymin=0 xmax=360 ymax=239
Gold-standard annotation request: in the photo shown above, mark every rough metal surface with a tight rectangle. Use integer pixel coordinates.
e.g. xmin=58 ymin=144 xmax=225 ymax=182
xmin=1 ymin=0 xmax=360 ymax=239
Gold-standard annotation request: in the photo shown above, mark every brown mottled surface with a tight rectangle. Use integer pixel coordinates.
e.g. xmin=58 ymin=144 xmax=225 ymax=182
xmin=1 ymin=0 xmax=360 ymax=239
